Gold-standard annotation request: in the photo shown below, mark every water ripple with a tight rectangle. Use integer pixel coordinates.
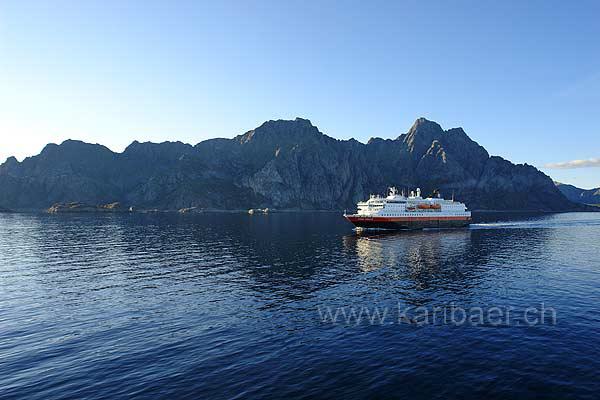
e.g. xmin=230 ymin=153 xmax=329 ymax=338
xmin=0 ymin=212 xmax=599 ymax=399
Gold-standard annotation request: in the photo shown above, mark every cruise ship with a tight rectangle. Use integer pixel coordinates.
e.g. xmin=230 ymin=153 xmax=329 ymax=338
xmin=344 ymin=187 xmax=471 ymax=230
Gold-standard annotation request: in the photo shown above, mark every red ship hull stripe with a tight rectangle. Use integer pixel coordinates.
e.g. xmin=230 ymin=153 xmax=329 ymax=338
xmin=345 ymin=216 xmax=470 ymax=222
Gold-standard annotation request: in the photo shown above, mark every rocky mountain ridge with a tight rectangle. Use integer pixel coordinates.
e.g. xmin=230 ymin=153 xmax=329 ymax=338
xmin=556 ymin=182 xmax=600 ymax=206
xmin=0 ymin=117 xmax=583 ymax=212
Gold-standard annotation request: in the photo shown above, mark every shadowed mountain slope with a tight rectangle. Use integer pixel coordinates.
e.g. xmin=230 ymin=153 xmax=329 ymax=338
xmin=556 ymin=182 xmax=600 ymax=206
xmin=0 ymin=118 xmax=582 ymax=211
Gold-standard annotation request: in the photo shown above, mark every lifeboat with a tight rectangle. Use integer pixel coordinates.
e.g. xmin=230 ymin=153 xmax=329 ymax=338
xmin=431 ymin=204 xmax=441 ymax=210
xmin=417 ymin=204 xmax=431 ymax=209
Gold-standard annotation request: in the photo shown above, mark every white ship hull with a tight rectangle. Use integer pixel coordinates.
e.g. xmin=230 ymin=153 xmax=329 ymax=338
xmin=344 ymin=187 xmax=471 ymax=230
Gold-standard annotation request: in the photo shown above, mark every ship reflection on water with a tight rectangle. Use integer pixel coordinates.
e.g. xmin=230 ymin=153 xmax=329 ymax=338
xmin=341 ymin=224 xmax=554 ymax=303
xmin=344 ymin=229 xmax=471 ymax=274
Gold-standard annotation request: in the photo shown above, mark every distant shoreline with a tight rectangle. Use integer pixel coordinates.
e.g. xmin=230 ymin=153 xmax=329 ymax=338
xmin=1 ymin=208 xmax=597 ymax=215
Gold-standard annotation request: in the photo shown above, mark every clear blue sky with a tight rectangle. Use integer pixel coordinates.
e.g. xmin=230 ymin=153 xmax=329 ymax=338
xmin=1 ymin=0 xmax=599 ymax=188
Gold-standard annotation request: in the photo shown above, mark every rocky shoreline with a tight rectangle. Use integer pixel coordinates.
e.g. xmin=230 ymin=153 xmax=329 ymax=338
xmin=0 ymin=205 xmax=594 ymax=214
xmin=46 ymin=202 xmax=133 ymax=213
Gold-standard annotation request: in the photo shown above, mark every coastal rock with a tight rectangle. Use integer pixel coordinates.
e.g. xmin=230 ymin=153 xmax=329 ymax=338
xmin=248 ymin=208 xmax=270 ymax=214
xmin=178 ymin=206 xmax=200 ymax=213
xmin=47 ymin=202 xmax=130 ymax=213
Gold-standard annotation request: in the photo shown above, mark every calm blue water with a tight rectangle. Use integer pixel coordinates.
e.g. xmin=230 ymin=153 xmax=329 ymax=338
xmin=0 ymin=212 xmax=599 ymax=399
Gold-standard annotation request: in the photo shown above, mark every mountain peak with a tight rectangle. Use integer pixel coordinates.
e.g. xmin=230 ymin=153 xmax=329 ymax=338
xmin=410 ymin=117 xmax=442 ymax=131
xmin=124 ymin=140 xmax=191 ymax=151
xmin=403 ymin=117 xmax=444 ymax=154
xmin=294 ymin=117 xmax=313 ymax=125
xmin=60 ymin=139 xmax=88 ymax=146
xmin=258 ymin=117 xmax=315 ymax=130
xmin=238 ymin=118 xmax=321 ymax=145
xmin=4 ymin=156 xmax=19 ymax=165
xmin=47 ymin=139 xmax=114 ymax=154
xmin=0 ymin=156 xmax=19 ymax=173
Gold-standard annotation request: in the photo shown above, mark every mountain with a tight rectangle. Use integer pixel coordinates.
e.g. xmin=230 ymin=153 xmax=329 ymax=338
xmin=556 ymin=182 xmax=600 ymax=205
xmin=0 ymin=117 xmax=584 ymax=212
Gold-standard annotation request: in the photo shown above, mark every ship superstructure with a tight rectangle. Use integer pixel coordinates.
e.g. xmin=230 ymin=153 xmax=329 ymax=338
xmin=344 ymin=187 xmax=471 ymax=230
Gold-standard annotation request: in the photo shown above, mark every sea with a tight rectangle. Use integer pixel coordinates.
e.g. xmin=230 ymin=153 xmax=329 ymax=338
xmin=0 ymin=211 xmax=598 ymax=399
